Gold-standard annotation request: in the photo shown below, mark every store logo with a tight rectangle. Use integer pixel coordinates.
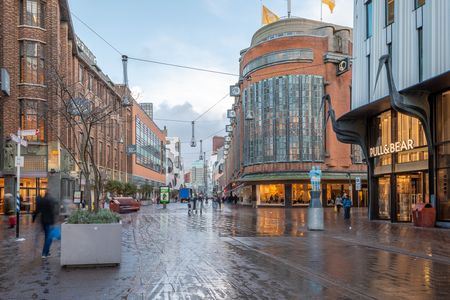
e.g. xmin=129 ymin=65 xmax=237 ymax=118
xmin=369 ymin=139 xmax=414 ymax=157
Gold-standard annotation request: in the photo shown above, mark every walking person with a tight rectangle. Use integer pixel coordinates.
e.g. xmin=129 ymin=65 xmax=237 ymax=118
xmin=335 ymin=195 xmax=343 ymax=213
xmin=32 ymin=192 xmax=57 ymax=258
xmin=342 ymin=193 xmax=352 ymax=220
xmin=4 ymin=193 xmax=16 ymax=229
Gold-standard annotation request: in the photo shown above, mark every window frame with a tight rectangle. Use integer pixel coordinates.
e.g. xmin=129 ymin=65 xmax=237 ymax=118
xmin=20 ymin=99 xmax=46 ymax=142
xmin=385 ymin=0 xmax=395 ymax=27
xmin=365 ymin=0 xmax=373 ymax=39
xmin=19 ymin=0 xmax=45 ymax=28
xmin=415 ymin=0 xmax=425 ymax=9
xmin=19 ymin=41 xmax=45 ymax=84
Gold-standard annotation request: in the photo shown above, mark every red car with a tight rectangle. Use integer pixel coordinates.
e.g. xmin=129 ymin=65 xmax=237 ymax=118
xmin=109 ymin=197 xmax=140 ymax=213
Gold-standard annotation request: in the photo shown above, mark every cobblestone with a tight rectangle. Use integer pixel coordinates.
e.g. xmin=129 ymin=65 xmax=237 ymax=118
xmin=0 ymin=204 xmax=449 ymax=299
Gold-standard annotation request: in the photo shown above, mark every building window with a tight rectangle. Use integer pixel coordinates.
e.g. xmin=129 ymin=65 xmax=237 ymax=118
xmin=20 ymin=100 xmax=45 ymax=142
xmin=396 ymin=113 xmax=428 ymax=163
xmin=99 ymin=142 xmax=104 ymax=166
xmin=352 ymin=144 xmax=364 ymax=164
xmin=415 ymin=0 xmax=425 ymax=9
xmin=437 ymin=91 xmax=450 ymax=221
xmin=372 ymin=111 xmax=392 ymax=167
xmin=20 ymin=0 xmax=45 ymax=28
xmin=418 ymin=28 xmax=423 ymax=82
xmin=258 ymin=184 xmax=285 ymax=206
xmin=292 ymin=184 xmax=311 ymax=206
xmin=78 ymin=65 xmax=84 ymax=83
xmin=88 ymin=75 xmax=93 ymax=91
xmin=385 ymin=0 xmax=395 ymax=26
xmin=367 ymin=55 xmax=371 ymax=101
xmin=20 ymin=41 xmax=45 ymax=84
xmin=366 ymin=0 xmax=373 ymax=38
xmin=135 ymin=116 xmax=162 ymax=172
xmin=243 ymin=74 xmax=324 ymax=165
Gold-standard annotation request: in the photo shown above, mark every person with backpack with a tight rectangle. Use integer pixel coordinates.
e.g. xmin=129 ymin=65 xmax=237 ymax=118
xmin=342 ymin=193 xmax=352 ymax=219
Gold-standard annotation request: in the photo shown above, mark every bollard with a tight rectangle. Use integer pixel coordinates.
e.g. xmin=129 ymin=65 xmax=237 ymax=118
xmin=307 ymin=191 xmax=324 ymax=231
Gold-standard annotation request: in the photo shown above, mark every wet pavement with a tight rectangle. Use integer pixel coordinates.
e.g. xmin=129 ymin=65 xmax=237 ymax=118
xmin=1 ymin=203 xmax=449 ymax=299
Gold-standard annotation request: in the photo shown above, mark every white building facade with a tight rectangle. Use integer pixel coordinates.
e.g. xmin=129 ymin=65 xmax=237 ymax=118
xmin=333 ymin=0 xmax=450 ymax=226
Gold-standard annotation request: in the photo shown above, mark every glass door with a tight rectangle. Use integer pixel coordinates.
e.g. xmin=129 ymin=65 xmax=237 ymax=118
xmin=378 ymin=176 xmax=391 ymax=219
xmin=396 ymin=173 xmax=426 ymax=222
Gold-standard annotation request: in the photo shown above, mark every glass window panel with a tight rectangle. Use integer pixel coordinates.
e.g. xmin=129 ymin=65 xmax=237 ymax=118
xmin=258 ymin=184 xmax=285 ymax=205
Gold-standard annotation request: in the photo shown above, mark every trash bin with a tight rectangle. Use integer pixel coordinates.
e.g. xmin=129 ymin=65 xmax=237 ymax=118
xmin=412 ymin=204 xmax=436 ymax=228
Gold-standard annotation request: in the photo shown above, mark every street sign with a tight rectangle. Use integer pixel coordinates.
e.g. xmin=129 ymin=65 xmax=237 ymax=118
xmin=160 ymin=186 xmax=170 ymax=204
xmin=355 ymin=177 xmax=361 ymax=191
xmin=10 ymin=134 xmax=28 ymax=147
xmin=15 ymin=156 xmax=24 ymax=168
xmin=126 ymin=144 xmax=137 ymax=155
xmin=19 ymin=129 xmax=39 ymax=136
xmin=73 ymin=191 xmax=81 ymax=204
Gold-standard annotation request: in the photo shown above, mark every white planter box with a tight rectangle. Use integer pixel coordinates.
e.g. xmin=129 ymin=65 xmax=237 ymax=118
xmin=61 ymin=223 xmax=122 ymax=266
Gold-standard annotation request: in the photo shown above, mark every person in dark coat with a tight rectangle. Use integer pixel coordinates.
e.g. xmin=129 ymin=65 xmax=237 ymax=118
xmin=342 ymin=193 xmax=352 ymax=220
xmin=33 ymin=193 xmax=57 ymax=258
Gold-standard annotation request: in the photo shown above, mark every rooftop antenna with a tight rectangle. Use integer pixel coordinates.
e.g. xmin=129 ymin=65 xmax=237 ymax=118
xmin=191 ymin=121 xmax=196 ymax=147
xmin=287 ymin=0 xmax=291 ymax=18
xmin=121 ymin=55 xmax=131 ymax=106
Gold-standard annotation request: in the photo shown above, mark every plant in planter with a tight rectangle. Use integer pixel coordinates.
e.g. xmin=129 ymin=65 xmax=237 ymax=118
xmin=61 ymin=210 xmax=122 ymax=267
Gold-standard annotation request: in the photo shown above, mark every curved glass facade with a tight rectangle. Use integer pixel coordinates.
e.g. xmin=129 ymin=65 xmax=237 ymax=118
xmin=243 ymin=75 xmax=324 ymax=166
xmin=242 ymin=49 xmax=313 ymax=77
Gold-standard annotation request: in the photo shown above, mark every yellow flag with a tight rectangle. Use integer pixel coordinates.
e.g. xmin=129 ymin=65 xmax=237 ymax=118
xmin=322 ymin=0 xmax=335 ymax=13
xmin=262 ymin=5 xmax=280 ymax=25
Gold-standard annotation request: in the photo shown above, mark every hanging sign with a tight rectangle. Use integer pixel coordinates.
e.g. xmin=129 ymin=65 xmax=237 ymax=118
xmin=369 ymin=139 xmax=414 ymax=157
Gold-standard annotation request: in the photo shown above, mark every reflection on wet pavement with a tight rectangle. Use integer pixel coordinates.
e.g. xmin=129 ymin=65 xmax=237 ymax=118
xmin=0 ymin=203 xmax=449 ymax=299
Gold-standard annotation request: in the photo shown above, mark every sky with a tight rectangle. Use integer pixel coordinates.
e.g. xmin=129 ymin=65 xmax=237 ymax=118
xmin=69 ymin=0 xmax=354 ymax=168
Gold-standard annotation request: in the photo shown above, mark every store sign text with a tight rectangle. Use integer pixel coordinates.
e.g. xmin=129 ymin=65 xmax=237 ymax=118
xmin=369 ymin=139 xmax=414 ymax=157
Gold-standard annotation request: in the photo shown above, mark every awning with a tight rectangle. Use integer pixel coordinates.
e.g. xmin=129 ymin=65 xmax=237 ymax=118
xmin=238 ymin=172 xmax=368 ymax=183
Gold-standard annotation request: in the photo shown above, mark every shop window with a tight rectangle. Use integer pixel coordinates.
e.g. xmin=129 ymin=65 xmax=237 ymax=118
xmin=372 ymin=111 xmax=392 ymax=167
xmin=258 ymin=184 xmax=285 ymax=205
xmin=20 ymin=100 xmax=45 ymax=142
xmin=437 ymin=168 xmax=450 ymax=221
xmin=378 ymin=176 xmax=391 ymax=219
xmin=437 ymin=91 xmax=450 ymax=143
xmin=396 ymin=113 xmax=428 ymax=163
xmin=292 ymin=184 xmax=311 ymax=206
xmin=19 ymin=0 xmax=45 ymax=28
xmin=20 ymin=41 xmax=45 ymax=84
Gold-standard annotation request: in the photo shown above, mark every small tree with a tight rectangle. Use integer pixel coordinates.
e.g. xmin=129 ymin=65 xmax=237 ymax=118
xmin=43 ymin=66 xmax=129 ymax=213
xmin=104 ymin=180 xmax=124 ymax=197
xmin=123 ymin=182 xmax=137 ymax=197
xmin=140 ymin=184 xmax=153 ymax=200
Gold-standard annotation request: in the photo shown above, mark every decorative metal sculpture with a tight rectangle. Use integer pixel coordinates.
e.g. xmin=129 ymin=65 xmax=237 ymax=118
xmin=374 ymin=54 xmax=432 ymax=150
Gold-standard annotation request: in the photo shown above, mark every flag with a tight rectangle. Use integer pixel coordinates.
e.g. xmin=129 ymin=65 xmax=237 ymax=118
xmin=322 ymin=0 xmax=335 ymax=13
xmin=262 ymin=5 xmax=280 ymax=25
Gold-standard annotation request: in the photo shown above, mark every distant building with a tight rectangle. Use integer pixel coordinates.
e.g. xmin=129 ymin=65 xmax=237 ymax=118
xmin=140 ymin=103 xmax=153 ymax=119
xmin=129 ymin=98 xmax=166 ymax=190
xmin=191 ymin=160 xmax=206 ymax=193
xmin=212 ymin=136 xmax=225 ymax=154
xmin=224 ymin=17 xmax=367 ymax=207
xmin=166 ymin=137 xmax=184 ymax=190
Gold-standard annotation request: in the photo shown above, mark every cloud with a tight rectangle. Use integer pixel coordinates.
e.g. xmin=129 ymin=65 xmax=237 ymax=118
xmin=153 ymin=102 xmax=228 ymax=169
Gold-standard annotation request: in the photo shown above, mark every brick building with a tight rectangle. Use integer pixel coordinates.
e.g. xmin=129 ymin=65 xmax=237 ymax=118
xmin=0 ymin=0 xmax=165 ymax=213
xmin=224 ymin=17 xmax=367 ymax=207
xmin=212 ymin=136 xmax=225 ymax=154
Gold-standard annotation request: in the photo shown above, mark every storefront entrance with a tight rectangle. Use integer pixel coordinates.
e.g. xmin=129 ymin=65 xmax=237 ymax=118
xmin=396 ymin=172 xmax=428 ymax=222
xmin=377 ymin=172 xmax=428 ymax=222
